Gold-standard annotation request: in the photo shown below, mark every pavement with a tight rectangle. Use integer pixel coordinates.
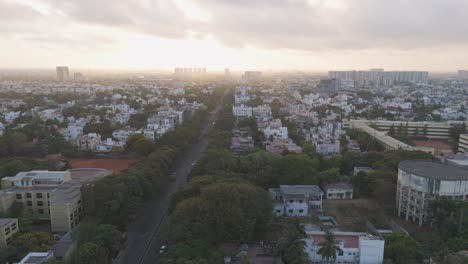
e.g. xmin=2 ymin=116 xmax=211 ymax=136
xmin=113 ymin=89 xmax=228 ymax=264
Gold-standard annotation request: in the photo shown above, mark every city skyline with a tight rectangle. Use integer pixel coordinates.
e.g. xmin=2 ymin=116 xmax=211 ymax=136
xmin=1 ymin=0 xmax=468 ymax=71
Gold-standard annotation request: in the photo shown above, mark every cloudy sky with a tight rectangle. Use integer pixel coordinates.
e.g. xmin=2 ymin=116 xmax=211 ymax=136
xmin=1 ymin=0 xmax=468 ymax=71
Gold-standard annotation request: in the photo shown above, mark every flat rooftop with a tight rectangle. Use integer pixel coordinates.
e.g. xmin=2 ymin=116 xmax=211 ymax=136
xmin=0 ymin=218 xmax=17 ymax=227
xmin=399 ymin=160 xmax=468 ymax=181
xmin=279 ymin=185 xmax=323 ymax=196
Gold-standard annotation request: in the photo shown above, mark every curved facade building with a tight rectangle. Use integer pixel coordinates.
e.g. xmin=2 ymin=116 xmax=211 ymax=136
xmin=397 ymin=160 xmax=468 ymax=226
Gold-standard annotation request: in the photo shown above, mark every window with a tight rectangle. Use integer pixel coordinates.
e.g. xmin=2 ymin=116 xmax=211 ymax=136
xmin=36 ymin=193 xmax=43 ymax=199
xmin=299 ymin=200 xmax=303 ymax=203
xmin=299 ymin=209 xmax=304 ymax=213
xmin=12 ymin=224 xmax=17 ymax=231
xmin=288 ymin=209 xmax=293 ymax=213
xmin=290 ymin=200 xmax=294 ymax=203
xmin=338 ymin=251 xmax=343 ymax=256
xmin=16 ymin=193 xmax=22 ymax=199
xmin=26 ymin=201 xmax=32 ymax=206
xmin=276 ymin=210 xmax=281 ymax=213
xmin=37 ymin=201 xmax=44 ymax=207
xmin=26 ymin=193 xmax=32 ymax=199
xmin=38 ymin=209 xmax=44 ymax=215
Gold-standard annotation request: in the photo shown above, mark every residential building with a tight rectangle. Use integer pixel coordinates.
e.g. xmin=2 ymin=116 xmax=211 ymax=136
xmin=397 ymin=160 xmax=468 ymax=226
xmin=232 ymin=104 xmax=253 ymax=118
xmin=56 ymin=66 xmax=69 ymax=82
xmin=329 ymin=70 xmax=428 ymax=86
xmin=303 ymin=231 xmax=384 ymax=264
xmin=262 ymin=119 xmax=288 ymax=139
xmin=316 ymin=78 xmax=342 ymax=95
xmin=353 ymin=167 xmax=374 ymax=176
xmin=112 ymin=127 xmax=141 ymax=142
xmin=459 ymin=134 xmax=468 ymax=153
xmin=325 ymin=182 xmax=354 ymax=199
xmin=252 ymin=104 xmax=273 ymax=119
xmin=0 ymin=218 xmax=19 ymax=248
xmin=265 ymin=138 xmax=302 ymax=156
xmin=269 ymin=185 xmax=323 ymax=217
xmin=76 ymin=133 xmax=101 ymax=151
xmin=62 ymin=123 xmax=85 ymax=142
xmin=0 ymin=190 xmax=16 ymax=212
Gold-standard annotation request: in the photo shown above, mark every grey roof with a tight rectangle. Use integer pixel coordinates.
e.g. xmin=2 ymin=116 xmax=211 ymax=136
xmin=325 ymin=182 xmax=353 ymax=191
xmin=0 ymin=218 xmax=17 ymax=227
xmin=399 ymin=160 xmax=468 ymax=181
xmin=279 ymin=185 xmax=323 ymax=196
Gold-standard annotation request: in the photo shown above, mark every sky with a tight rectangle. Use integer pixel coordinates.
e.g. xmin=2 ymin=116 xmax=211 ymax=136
xmin=1 ymin=0 xmax=468 ymax=72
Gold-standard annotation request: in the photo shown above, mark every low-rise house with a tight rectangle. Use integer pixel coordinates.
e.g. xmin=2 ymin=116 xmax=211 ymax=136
xmin=304 ymin=231 xmax=384 ymax=264
xmin=353 ymin=167 xmax=374 ymax=176
xmin=3 ymin=111 xmax=21 ymax=123
xmin=112 ymin=127 xmax=141 ymax=142
xmin=0 ymin=218 xmax=19 ymax=248
xmin=265 ymin=138 xmax=302 ymax=156
xmin=269 ymin=185 xmax=323 ymax=217
xmin=325 ymin=182 xmax=354 ymax=199
xmin=76 ymin=133 xmax=101 ymax=151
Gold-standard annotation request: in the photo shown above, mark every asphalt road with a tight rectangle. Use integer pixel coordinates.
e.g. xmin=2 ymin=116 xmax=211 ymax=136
xmin=114 ymin=90 xmax=227 ymax=264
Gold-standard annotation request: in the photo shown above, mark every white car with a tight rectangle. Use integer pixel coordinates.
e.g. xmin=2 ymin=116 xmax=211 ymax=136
xmin=159 ymin=245 xmax=167 ymax=254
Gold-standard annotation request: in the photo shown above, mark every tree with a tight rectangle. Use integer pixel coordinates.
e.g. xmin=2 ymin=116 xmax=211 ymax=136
xmin=169 ymin=180 xmax=272 ymax=242
xmin=160 ymin=240 xmax=223 ymax=264
xmin=77 ymin=242 xmax=106 ymax=264
xmin=124 ymin=134 xmax=154 ymax=156
xmin=280 ymin=220 xmax=309 ymax=264
xmin=13 ymin=232 xmax=54 ymax=259
xmin=317 ymin=230 xmax=342 ymax=263
xmin=351 ymin=171 xmax=376 ymax=197
xmin=384 ymin=232 xmax=422 ymax=264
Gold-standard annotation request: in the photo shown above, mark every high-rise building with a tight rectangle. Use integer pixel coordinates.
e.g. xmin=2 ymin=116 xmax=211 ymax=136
xmin=458 ymin=70 xmax=468 ymax=79
xmin=328 ymin=69 xmax=429 ymax=87
xmin=73 ymin=72 xmax=83 ymax=81
xmin=56 ymin=66 xmax=69 ymax=82
xmin=316 ymin=78 xmax=342 ymax=95
xmin=225 ymin=68 xmax=230 ymax=75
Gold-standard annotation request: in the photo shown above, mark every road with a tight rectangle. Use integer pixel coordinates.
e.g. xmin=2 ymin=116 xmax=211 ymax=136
xmin=114 ymin=89 xmax=228 ymax=264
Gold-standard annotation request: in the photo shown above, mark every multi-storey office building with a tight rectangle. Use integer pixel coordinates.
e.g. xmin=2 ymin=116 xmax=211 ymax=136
xmin=0 ymin=218 xmax=19 ymax=248
xmin=0 ymin=169 xmax=111 ymax=232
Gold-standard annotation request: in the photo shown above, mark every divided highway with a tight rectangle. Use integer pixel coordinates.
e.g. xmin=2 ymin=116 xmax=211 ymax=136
xmin=114 ymin=89 xmax=228 ymax=264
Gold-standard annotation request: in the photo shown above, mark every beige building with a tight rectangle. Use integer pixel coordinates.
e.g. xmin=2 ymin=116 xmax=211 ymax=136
xmin=1 ymin=169 xmax=111 ymax=233
xmin=1 ymin=171 xmax=80 ymax=233
xmin=0 ymin=218 xmax=19 ymax=248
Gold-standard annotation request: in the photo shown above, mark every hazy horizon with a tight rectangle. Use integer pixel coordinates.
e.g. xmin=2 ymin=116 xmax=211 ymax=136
xmin=2 ymin=0 xmax=468 ymax=71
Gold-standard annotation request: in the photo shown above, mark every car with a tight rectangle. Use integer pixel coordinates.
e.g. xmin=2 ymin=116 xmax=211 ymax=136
xmin=191 ymin=162 xmax=196 ymax=166
xmin=159 ymin=245 xmax=167 ymax=254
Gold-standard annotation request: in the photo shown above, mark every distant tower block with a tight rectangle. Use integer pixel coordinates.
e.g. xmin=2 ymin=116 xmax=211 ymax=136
xmin=225 ymin=68 xmax=230 ymax=75
xmin=56 ymin=66 xmax=69 ymax=82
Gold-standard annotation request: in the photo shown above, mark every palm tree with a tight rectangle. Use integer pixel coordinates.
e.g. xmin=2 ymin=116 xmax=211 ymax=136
xmin=317 ymin=230 xmax=342 ymax=264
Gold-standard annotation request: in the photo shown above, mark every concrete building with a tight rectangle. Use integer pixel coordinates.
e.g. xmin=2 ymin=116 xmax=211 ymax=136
xmin=0 ymin=169 xmax=111 ymax=232
xmin=56 ymin=66 xmax=69 ymax=82
xmin=397 ymin=160 xmax=468 ymax=226
xmin=325 ymin=182 xmax=354 ymax=199
xmin=343 ymin=119 xmax=468 ymax=140
xmin=459 ymin=134 xmax=468 ymax=153
xmin=316 ymin=78 xmax=342 ymax=95
xmin=329 ymin=70 xmax=428 ymax=86
xmin=0 ymin=218 xmax=18 ymax=248
xmin=269 ymin=185 xmax=323 ymax=217
xmin=0 ymin=189 xmax=15 ymax=213
xmin=232 ymin=104 xmax=253 ymax=118
xmin=76 ymin=133 xmax=101 ymax=151
xmin=304 ymin=231 xmax=384 ymax=264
